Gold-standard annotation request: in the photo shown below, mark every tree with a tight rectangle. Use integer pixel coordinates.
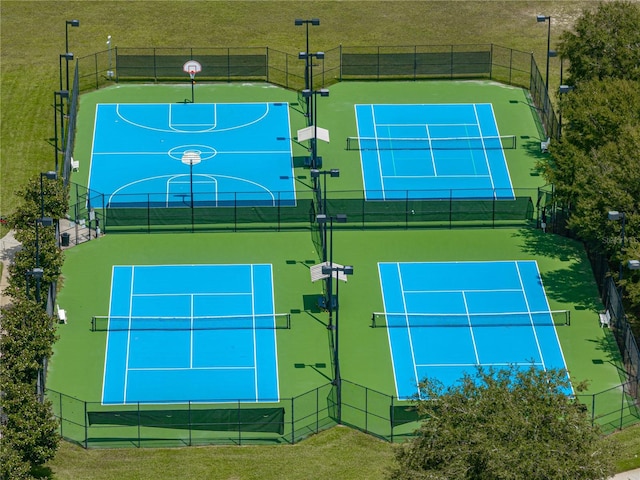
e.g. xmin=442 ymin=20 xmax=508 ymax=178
xmin=559 ymin=1 xmax=640 ymax=84
xmin=388 ymin=366 xmax=615 ymax=480
xmin=0 ymin=300 xmax=57 ymax=384
xmin=0 ymin=382 xmax=59 ymax=472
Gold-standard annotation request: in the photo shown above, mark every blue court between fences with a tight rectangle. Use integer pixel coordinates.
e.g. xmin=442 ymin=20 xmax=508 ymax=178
xmin=88 ymin=102 xmax=296 ymax=208
xmin=354 ymin=103 xmax=515 ymax=200
xmin=101 ymin=264 xmax=280 ymax=404
xmin=377 ymin=260 xmax=570 ymax=400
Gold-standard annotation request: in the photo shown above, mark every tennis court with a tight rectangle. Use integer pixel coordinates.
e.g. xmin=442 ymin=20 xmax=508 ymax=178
xmin=353 ymin=103 xmax=515 ymax=200
xmin=88 ymin=102 xmax=295 ymax=208
xmin=101 ymin=264 xmax=282 ymax=404
xmin=376 ymin=260 xmax=571 ymax=400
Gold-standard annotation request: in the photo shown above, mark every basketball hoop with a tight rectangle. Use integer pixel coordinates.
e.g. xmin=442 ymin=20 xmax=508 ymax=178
xmin=183 ymin=60 xmax=202 ymax=103
xmin=183 ymin=60 xmax=202 ymax=79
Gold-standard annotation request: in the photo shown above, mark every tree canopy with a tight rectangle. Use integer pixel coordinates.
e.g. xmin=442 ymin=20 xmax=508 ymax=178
xmin=388 ymin=366 xmax=615 ymax=480
xmin=559 ymin=1 xmax=640 ymax=83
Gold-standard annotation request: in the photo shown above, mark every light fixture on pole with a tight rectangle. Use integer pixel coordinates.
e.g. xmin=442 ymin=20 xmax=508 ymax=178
xmin=608 ymin=210 xmax=626 ymax=280
xmin=302 ymin=87 xmax=329 ymax=173
xmin=53 ymin=90 xmax=68 ymax=171
xmin=34 ymin=216 xmax=54 ymax=303
xmin=106 ymin=35 xmax=114 ymax=79
xmin=321 ymin=259 xmax=353 ymax=425
xmin=536 ymin=15 xmax=552 ymax=91
xmin=294 ymin=18 xmax=320 ymax=114
xmin=59 ymin=53 xmax=74 ymax=93
xmin=310 ymin=168 xmax=340 ymax=262
xmin=65 ymin=20 xmax=80 ymax=91
xmin=182 ymin=150 xmax=202 ymax=231
xmin=316 ymin=213 xmax=347 ymax=330
xmin=558 ymin=84 xmax=574 ymax=137
xmin=40 ymin=171 xmax=58 ymax=219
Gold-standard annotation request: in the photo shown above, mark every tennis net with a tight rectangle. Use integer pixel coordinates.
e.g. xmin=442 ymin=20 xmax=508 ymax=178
xmin=91 ymin=313 xmax=291 ymax=332
xmin=346 ymin=134 xmax=517 ymax=151
xmin=371 ymin=310 xmax=570 ymax=328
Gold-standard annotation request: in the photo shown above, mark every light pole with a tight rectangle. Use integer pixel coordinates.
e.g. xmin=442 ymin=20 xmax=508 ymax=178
xmin=106 ymin=35 xmax=114 ymax=79
xmin=65 ymin=20 xmax=80 ymax=91
xmin=311 ymin=169 xmax=340 ymax=262
xmin=53 ymin=90 xmax=68 ymax=171
xmin=302 ymin=87 xmax=329 ymax=173
xmin=558 ymin=84 xmax=574 ymax=137
xmin=320 ymin=251 xmax=353 ymax=425
xmin=59 ymin=53 xmax=74 ymax=94
xmin=317 ymin=213 xmax=347 ymax=331
xmin=182 ymin=151 xmax=202 ymax=231
xmin=34 ymin=217 xmax=53 ymax=303
xmin=608 ymin=211 xmax=626 ymax=280
xmin=536 ymin=15 xmax=552 ymax=92
xmin=294 ymin=18 xmax=320 ymax=114
xmin=40 ymin=171 xmax=58 ymax=218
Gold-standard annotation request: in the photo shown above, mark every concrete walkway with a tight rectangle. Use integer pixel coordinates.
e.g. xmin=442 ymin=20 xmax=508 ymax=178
xmin=0 ymin=229 xmax=21 ymax=309
xmin=613 ymin=468 xmax=640 ymax=480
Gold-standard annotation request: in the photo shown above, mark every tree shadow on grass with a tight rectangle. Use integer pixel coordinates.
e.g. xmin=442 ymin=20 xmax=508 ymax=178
xmin=513 ymin=228 xmax=600 ymax=312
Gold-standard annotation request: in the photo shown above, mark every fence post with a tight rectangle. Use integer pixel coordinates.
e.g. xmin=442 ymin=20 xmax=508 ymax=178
xmin=390 ymin=395 xmax=394 ymax=443
xmin=84 ymin=400 xmax=88 ymax=449
xmin=188 ymin=401 xmax=192 ymax=446
xmin=59 ymin=391 xmax=63 ymax=437
xmin=137 ymin=402 xmax=141 ymax=448
xmin=237 ymin=400 xmax=242 ymax=446
xmin=291 ymin=397 xmax=295 ymax=445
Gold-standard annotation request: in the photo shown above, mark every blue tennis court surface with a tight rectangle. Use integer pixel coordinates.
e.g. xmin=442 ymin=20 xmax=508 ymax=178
xmin=102 ymin=264 xmax=280 ymax=404
xmin=378 ymin=261 xmax=571 ymax=400
xmin=88 ymin=102 xmax=295 ymax=207
xmin=355 ymin=103 xmax=515 ymax=200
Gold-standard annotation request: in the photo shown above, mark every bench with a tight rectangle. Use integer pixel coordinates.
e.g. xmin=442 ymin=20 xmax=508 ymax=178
xmin=71 ymin=158 xmax=79 ymax=172
xmin=540 ymin=137 xmax=551 ymax=153
xmin=57 ymin=304 xmax=67 ymax=324
xmin=599 ymin=309 xmax=611 ymax=328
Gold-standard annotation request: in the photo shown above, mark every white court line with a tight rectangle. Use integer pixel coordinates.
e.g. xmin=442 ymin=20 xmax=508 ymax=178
xmin=514 ymin=262 xmax=546 ymax=369
xmin=425 ymin=124 xmax=438 ymax=175
xmin=371 ymin=105 xmax=387 ymax=200
xmin=123 ymin=267 xmax=135 ymax=404
xmin=251 ymin=265 xmax=259 ymax=401
xmin=416 ymin=362 xmax=545 ymax=368
xmin=403 ymin=287 xmax=523 ymax=294
xmin=132 ymin=292 xmax=252 ymax=297
xmin=397 ymin=263 xmax=421 ymax=391
xmin=376 ymin=122 xmax=480 ymax=128
xmin=129 ymin=366 xmax=255 ymax=371
xmin=381 ymin=174 xmax=491 ymax=179
xmin=473 ymin=104 xmax=496 ymax=193
xmin=190 ymin=294 xmax=194 ymax=369
xmin=463 ymin=291 xmax=480 ymax=364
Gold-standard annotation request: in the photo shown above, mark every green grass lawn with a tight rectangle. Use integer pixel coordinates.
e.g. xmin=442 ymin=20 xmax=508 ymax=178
xmin=43 ymin=423 xmax=640 ymax=479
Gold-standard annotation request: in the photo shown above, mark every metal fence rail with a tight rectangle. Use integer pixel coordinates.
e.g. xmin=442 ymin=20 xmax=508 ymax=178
xmin=47 ymin=373 xmax=638 ymax=449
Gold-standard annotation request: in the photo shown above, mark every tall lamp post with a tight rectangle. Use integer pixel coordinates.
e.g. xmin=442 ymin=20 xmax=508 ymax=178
xmin=536 ymin=15 xmax=552 ymax=92
xmin=53 ymin=90 xmax=68 ymax=171
xmin=59 ymin=53 xmax=74 ymax=93
xmin=65 ymin=20 xmax=80 ymax=92
xmin=33 ymin=216 xmax=54 ymax=303
xmin=608 ymin=211 xmax=626 ymax=280
xmin=40 ymin=171 xmax=58 ymax=218
xmin=317 ymin=213 xmax=347 ymax=331
xmin=311 ymin=168 xmax=340 ymax=262
xmin=294 ymin=18 xmax=320 ymax=114
xmin=319 ymin=231 xmax=353 ymax=425
xmin=558 ymin=84 xmax=574 ymax=137
xmin=302 ymin=87 xmax=329 ymax=173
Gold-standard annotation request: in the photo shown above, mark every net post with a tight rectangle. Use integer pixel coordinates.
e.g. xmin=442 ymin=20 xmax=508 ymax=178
xmin=91 ymin=316 xmax=96 ymax=331
xmin=567 ymin=310 xmax=571 ymax=326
